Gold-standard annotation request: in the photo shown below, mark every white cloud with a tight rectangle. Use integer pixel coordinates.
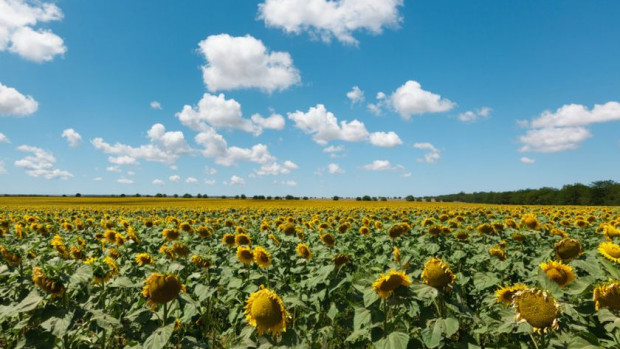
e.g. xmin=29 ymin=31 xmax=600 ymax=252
xmin=106 ymin=166 xmax=121 ymax=172
xmin=117 ymin=178 xmax=133 ymax=184
xmin=152 ymin=179 xmax=164 ymax=185
xmin=204 ymin=166 xmax=217 ymax=175
xmin=14 ymin=145 xmax=72 ymax=179
xmin=413 ymin=142 xmax=441 ymax=164
xmin=204 ymin=178 xmax=216 ymax=185
xmin=275 ymin=179 xmax=297 ymax=186
xmin=108 ymin=155 xmax=138 ymax=165
xmin=93 ymin=177 xmax=102 ymax=181
xmin=258 ymin=0 xmax=403 ymax=45
xmin=0 ymin=132 xmax=9 ymax=143
xmin=518 ymin=102 xmax=620 ymax=153
xmin=0 ymin=0 xmax=66 ymax=62
xmin=92 ymin=123 xmax=191 ymax=165
xmin=61 ymin=128 xmax=82 ymax=147
xmin=402 ymin=172 xmax=412 ymax=178
xmin=185 ymin=177 xmax=198 ymax=184
xmin=177 ymin=93 xmax=256 ymax=133
xmin=520 ymin=157 xmax=536 ymax=164
xmin=0 ymin=161 xmax=6 ymax=174
xmin=328 ymin=163 xmax=344 ymax=174
xmin=389 ymin=81 xmax=455 ymax=120
xmin=347 ymin=86 xmax=364 ymax=104
xmin=323 ymin=145 xmax=344 ymax=153
xmin=0 ymin=82 xmax=38 ymax=116
xmin=360 ymin=160 xmax=403 ymax=171
xmin=229 ymin=175 xmax=245 ymax=185
xmin=367 ymin=103 xmax=382 ymax=116
xmin=198 ymin=34 xmax=300 ymax=93
xmin=250 ymin=113 xmax=285 ymax=131
xmin=169 ymin=175 xmax=180 ymax=183
xmin=458 ymin=107 xmax=492 ymax=122
xmin=369 ymin=131 xmax=402 ymax=147
xmin=255 ymin=160 xmax=298 ymax=176
xmin=150 ymin=101 xmax=162 ymax=110
xmin=127 ymin=171 xmax=135 ymax=176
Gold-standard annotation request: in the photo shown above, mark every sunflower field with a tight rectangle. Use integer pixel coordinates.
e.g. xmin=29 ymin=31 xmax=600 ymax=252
xmin=1 ymin=198 xmax=620 ymax=348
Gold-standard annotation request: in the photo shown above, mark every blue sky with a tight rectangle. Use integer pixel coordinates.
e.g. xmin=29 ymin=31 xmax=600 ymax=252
xmin=1 ymin=0 xmax=619 ymax=197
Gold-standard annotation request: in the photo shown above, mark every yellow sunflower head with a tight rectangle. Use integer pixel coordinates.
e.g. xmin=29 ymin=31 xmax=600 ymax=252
xmin=244 ymin=285 xmax=288 ymax=336
xmin=593 ymin=281 xmax=620 ymax=311
xmin=237 ymin=246 xmax=254 ymax=265
xmin=455 ymin=230 xmax=469 ymax=241
xmin=320 ymin=233 xmax=335 ymax=248
xmin=32 ymin=267 xmax=65 ymax=297
xmin=142 ymin=273 xmax=185 ymax=309
xmin=512 ymin=232 xmax=526 ymax=243
xmin=162 ymin=228 xmax=180 ymax=241
xmin=393 ymin=247 xmax=401 ymax=264
xmin=359 ymin=226 xmax=370 ymax=236
xmin=190 ymin=255 xmax=211 ymax=269
xmin=296 ymin=243 xmax=312 ymax=260
xmin=235 ymin=233 xmax=252 ymax=246
xmin=333 ymin=253 xmax=350 ymax=268
xmin=371 ymin=270 xmax=411 ymax=298
xmin=196 ymin=226 xmax=213 ymax=239
xmin=477 ymin=223 xmax=495 ymax=235
xmin=554 ymin=238 xmax=582 ymax=261
xmin=521 ymin=214 xmax=540 ymax=230
xmin=489 ymin=248 xmax=507 ymax=261
xmin=268 ymin=234 xmax=280 ymax=246
xmin=513 ymin=289 xmax=560 ymax=332
xmin=103 ymin=230 xmax=117 ymax=244
xmin=278 ymin=223 xmax=297 ymax=236
xmin=421 ymin=257 xmax=455 ymax=289
xmin=253 ymin=246 xmax=272 ymax=268
xmin=495 ymin=284 xmax=528 ymax=306
xmin=135 ymin=253 xmax=153 ymax=266
xmin=599 ymin=241 xmax=620 ymax=263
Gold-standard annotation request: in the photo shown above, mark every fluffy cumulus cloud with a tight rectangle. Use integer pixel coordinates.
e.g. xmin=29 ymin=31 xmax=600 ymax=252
xmin=360 ymin=160 xmax=403 ymax=171
xmin=518 ymin=102 xmax=620 ymax=153
xmin=150 ymin=101 xmax=162 ymax=110
xmin=250 ymin=113 xmax=285 ymax=131
xmin=288 ymin=104 xmax=401 ymax=147
xmin=346 ymin=86 xmax=364 ymax=104
xmin=117 ymin=178 xmax=133 ymax=184
xmin=369 ymin=131 xmax=402 ymax=148
xmin=413 ymin=142 xmax=441 ymax=164
xmin=61 ymin=128 xmax=82 ymax=147
xmin=0 ymin=0 xmax=66 ymax=62
xmin=458 ymin=107 xmax=492 ymax=122
xmin=198 ymin=34 xmax=300 ymax=93
xmin=185 ymin=177 xmax=198 ymax=184
xmin=254 ymin=160 xmax=298 ymax=176
xmin=14 ymin=145 xmax=72 ymax=179
xmin=91 ymin=123 xmax=192 ymax=165
xmin=152 ymin=179 xmax=164 ymax=185
xmin=169 ymin=175 xmax=180 ymax=183
xmin=328 ymin=163 xmax=344 ymax=174
xmin=0 ymin=82 xmax=38 ymax=116
xmin=520 ymin=157 xmax=536 ymax=164
xmin=258 ymin=0 xmax=403 ymax=45
xmin=323 ymin=145 xmax=344 ymax=153
xmin=389 ymin=81 xmax=455 ymax=120
xmin=0 ymin=132 xmax=9 ymax=143
xmin=228 ymin=175 xmax=245 ymax=185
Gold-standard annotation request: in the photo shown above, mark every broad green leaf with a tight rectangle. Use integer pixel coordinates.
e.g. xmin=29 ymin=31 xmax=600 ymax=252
xmin=353 ymin=307 xmax=371 ymax=331
xmin=143 ymin=323 xmax=175 ymax=349
xmin=13 ymin=290 xmax=43 ymax=314
xmin=374 ymin=331 xmax=409 ymax=349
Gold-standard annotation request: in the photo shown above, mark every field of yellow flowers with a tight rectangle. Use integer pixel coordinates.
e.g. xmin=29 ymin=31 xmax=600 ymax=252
xmin=1 ymin=197 xmax=620 ymax=348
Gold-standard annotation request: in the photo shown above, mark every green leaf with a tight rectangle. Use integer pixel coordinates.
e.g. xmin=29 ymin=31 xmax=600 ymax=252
xmin=13 ymin=289 xmax=43 ymax=314
xmin=443 ymin=317 xmax=459 ymax=337
xmin=143 ymin=323 xmax=175 ymax=349
xmin=599 ymin=258 xmax=620 ymax=279
xmin=40 ymin=311 xmax=74 ymax=337
xmin=353 ymin=307 xmax=371 ymax=331
xmin=345 ymin=329 xmax=370 ymax=343
xmin=90 ymin=310 xmax=121 ymax=330
xmin=363 ymin=287 xmax=379 ymax=307
xmin=69 ymin=264 xmax=93 ymax=286
xmin=410 ymin=283 xmax=438 ymax=301
xmin=194 ymin=284 xmax=216 ymax=302
xmin=374 ymin=331 xmax=409 ymax=349
xmin=472 ymin=272 xmax=500 ymax=290
xmin=109 ymin=276 xmax=137 ymax=288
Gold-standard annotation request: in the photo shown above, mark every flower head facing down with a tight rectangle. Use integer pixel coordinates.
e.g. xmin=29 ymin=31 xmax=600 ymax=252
xmin=540 ymin=260 xmax=576 ymax=287
xmin=142 ymin=273 xmax=185 ymax=309
xmin=245 ymin=285 xmax=288 ymax=336
xmin=593 ymin=281 xmax=620 ymax=311
xmin=372 ymin=270 xmax=411 ymax=298
xmin=421 ymin=257 xmax=455 ymax=289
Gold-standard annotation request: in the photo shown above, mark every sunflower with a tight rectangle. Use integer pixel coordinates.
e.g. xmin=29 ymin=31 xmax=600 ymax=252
xmin=85 ymin=256 xmax=119 ymax=284
xmin=104 ymin=230 xmax=118 ymax=244
xmin=179 ymin=222 xmax=193 ymax=233
xmin=455 ymin=231 xmax=469 ymax=241
xmin=555 ymin=238 xmax=582 ymax=261
xmin=513 ymin=289 xmax=560 ymax=332
xmin=428 ymin=225 xmax=442 ymax=236
xmin=489 ymin=247 xmax=507 ymax=261
xmin=278 ymin=223 xmax=297 ymax=236
xmin=222 ymin=233 xmax=235 ymax=247
xmin=477 ymin=223 xmax=494 ymax=235
xmin=142 ymin=273 xmax=185 ymax=309
xmin=521 ymin=214 xmax=540 ymax=230
xmin=190 ymin=255 xmax=211 ymax=269
xmin=512 ymin=232 xmax=526 ymax=243
xmin=172 ymin=242 xmax=190 ymax=258
xmin=235 ymin=233 xmax=252 ymax=246
xmin=496 ymin=284 xmax=528 ymax=306
xmin=136 ymin=253 xmax=154 ymax=266
xmin=196 ymin=226 xmax=213 ymax=238
xmin=32 ymin=267 xmax=65 ymax=297
xmin=237 ymin=246 xmax=254 ymax=265
xmin=393 ymin=247 xmax=401 ymax=264
xmin=593 ymin=281 xmax=620 ymax=311
xmin=162 ymin=228 xmax=180 ymax=241
xmin=539 ymin=260 xmax=576 ymax=287
xmin=268 ymin=234 xmax=280 ymax=246
xmin=359 ymin=226 xmax=370 ymax=236
xmin=371 ymin=270 xmax=411 ymax=298
xmin=0 ymin=245 xmax=21 ymax=267
xmin=254 ymin=246 xmax=272 ymax=268
xmin=245 ymin=285 xmax=288 ymax=336
xmin=421 ymin=257 xmax=455 ymax=289
xmin=70 ymin=246 xmax=85 ymax=260
xmin=388 ymin=223 xmax=409 ymax=239
xmin=599 ymin=241 xmax=620 ymax=263
xmin=296 ymin=243 xmax=312 ymax=260
xmin=333 ymin=254 xmax=350 ymax=268
xmin=319 ymin=233 xmax=335 ymax=248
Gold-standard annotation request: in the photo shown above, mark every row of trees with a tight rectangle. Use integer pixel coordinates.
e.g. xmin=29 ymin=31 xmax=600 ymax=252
xmin=430 ymin=180 xmax=620 ymax=206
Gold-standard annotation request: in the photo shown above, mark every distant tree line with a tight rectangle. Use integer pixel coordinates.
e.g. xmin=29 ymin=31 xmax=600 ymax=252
xmin=429 ymin=180 xmax=620 ymax=206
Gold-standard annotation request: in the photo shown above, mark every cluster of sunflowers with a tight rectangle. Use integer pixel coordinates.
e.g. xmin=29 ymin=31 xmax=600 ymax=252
xmin=1 ymin=201 xmax=620 ymax=347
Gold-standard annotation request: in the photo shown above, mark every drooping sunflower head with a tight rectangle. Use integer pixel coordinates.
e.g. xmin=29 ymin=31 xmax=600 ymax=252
xmin=320 ymin=233 xmax=335 ymax=248
xmin=253 ymin=246 xmax=271 ymax=268
xmin=296 ymin=243 xmax=312 ymax=260
xmin=32 ymin=267 xmax=65 ymax=297
xmin=599 ymin=241 xmax=620 ymax=263
xmin=512 ymin=232 xmax=526 ymax=243
xmin=495 ymin=284 xmax=528 ymax=306
xmin=393 ymin=247 xmax=401 ymax=264
xmin=142 ymin=273 xmax=185 ymax=309
xmin=245 ymin=285 xmax=288 ymax=336
xmin=455 ymin=230 xmax=469 ymax=241
xmin=421 ymin=257 xmax=455 ymax=289
xmin=521 ymin=214 xmax=540 ymax=230
xmin=593 ymin=281 xmax=620 ymax=311
xmin=333 ymin=253 xmax=350 ymax=268
xmin=237 ymin=246 xmax=254 ymax=265
xmin=388 ymin=223 xmax=409 ymax=239
xmin=554 ymin=238 xmax=582 ymax=261
xmin=135 ymin=253 xmax=153 ymax=266
xmin=371 ymin=270 xmax=411 ymax=298
xmin=162 ymin=228 xmax=180 ymax=241
xmin=513 ymin=288 xmax=560 ymax=332
xmin=477 ymin=223 xmax=495 ymax=235
xmin=489 ymin=248 xmax=507 ymax=261
xmin=190 ymin=255 xmax=211 ymax=269
xmin=172 ymin=242 xmax=190 ymax=258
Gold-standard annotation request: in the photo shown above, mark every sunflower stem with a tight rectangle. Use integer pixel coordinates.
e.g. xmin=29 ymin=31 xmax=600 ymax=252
xmin=163 ymin=301 xmax=169 ymax=326
xmin=383 ymin=297 xmax=388 ymax=337
xmin=529 ymin=332 xmax=539 ymax=349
